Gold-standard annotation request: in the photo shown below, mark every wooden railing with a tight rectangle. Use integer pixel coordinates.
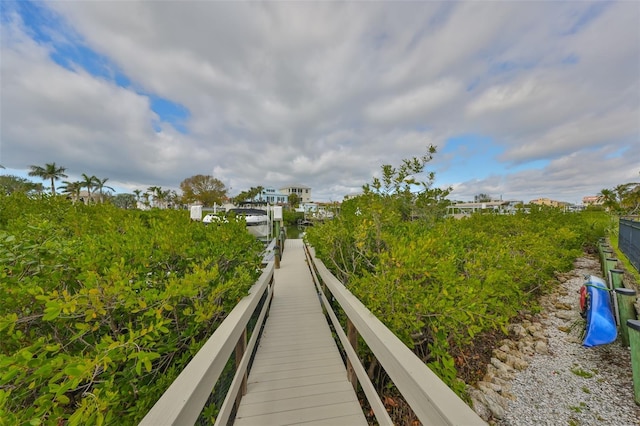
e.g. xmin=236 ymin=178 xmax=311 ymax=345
xmin=304 ymin=244 xmax=486 ymax=426
xmin=141 ymin=240 xmax=484 ymax=425
xmin=139 ymin=261 xmax=274 ymax=426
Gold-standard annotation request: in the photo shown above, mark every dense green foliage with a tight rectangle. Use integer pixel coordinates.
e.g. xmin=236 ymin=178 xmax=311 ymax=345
xmin=179 ymin=175 xmax=227 ymax=207
xmin=307 ymin=183 xmax=605 ymax=397
xmin=0 ymin=194 xmax=263 ymax=424
xmin=0 ymin=175 xmax=44 ymax=196
xmin=282 ymin=209 xmax=304 ymax=227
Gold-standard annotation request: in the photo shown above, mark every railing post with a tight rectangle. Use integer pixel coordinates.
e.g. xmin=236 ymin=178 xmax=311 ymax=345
xmin=601 ymin=249 xmax=613 ymax=276
xmin=279 ymin=228 xmax=286 ymax=254
xmin=608 ymin=268 xmax=624 ymax=325
xmin=605 ymin=258 xmax=618 ymax=288
xmin=275 ymin=244 xmax=280 ymax=269
xmin=235 ymin=328 xmax=248 ymax=409
xmin=609 ymin=269 xmax=624 ymax=290
xmin=615 ymin=288 xmax=637 ymax=347
xmin=626 ymin=320 xmax=640 ymax=404
xmin=346 ymin=318 xmax=358 ymax=392
xmin=597 ymin=240 xmax=608 ymax=264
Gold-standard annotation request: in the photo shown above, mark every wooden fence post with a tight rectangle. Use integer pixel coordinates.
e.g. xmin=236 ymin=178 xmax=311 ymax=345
xmin=346 ymin=318 xmax=358 ymax=392
xmin=601 ymin=249 xmax=613 ymax=276
xmin=235 ymin=329 xmax=248 ymax=409
xmin=616 ymin=288 xmax=637 ymax=347
xmin=609 ymin=269 xmax=624 ymax=290
xmin=626 ymin=319 xmax=640 ymax=404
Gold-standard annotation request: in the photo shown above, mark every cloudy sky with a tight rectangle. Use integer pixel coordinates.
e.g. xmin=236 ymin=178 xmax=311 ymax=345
xmin=1 ymin=1 xmax=638 ymax=204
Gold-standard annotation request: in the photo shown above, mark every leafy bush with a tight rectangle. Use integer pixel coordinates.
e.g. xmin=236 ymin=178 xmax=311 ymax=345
xmin=0 ymin=194 xmax=263 ymax=424
xmin=305 ymin=157 xmax=603 ymax=397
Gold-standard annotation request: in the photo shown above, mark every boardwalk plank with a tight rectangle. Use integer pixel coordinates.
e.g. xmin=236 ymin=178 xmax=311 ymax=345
xmin=236 ymin=389 xmax=358 ymax=417
xmin=240 ymin=381 xmax=354 ymax=405
xmin=234 ymin=239 xmax=366 ymax=425
xmin=246 ymin=371 xmax=347 ymax=394
xmin=247 ymin=363 xmax=345 ymax=383
xmin=250 ymin=354 xmax=343 ymax=374
xmin=234 ymin=401 xmax=365 ymax=426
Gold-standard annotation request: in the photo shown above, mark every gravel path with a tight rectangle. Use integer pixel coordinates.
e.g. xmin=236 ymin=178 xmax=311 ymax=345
xmin=497 ymin=255 xmax=640 ymax=426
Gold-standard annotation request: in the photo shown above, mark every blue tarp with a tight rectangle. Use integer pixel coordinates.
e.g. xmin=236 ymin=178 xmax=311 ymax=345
xmin=582 ymin=275 xmax=617 ymax=347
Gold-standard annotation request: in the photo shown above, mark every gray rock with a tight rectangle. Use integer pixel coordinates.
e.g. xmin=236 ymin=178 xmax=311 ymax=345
xmin=468 ymin=388 xmax=492 ymax=422
xmin=533 ymin=340 xmax=548 ymax=354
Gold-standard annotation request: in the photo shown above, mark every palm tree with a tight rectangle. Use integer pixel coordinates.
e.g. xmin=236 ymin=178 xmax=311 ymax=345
xmin=147 ymin=186 xmax=161 ymax=208
xmin=597 ymin=188 xmax=619 ymax=212
xmin=60 ymin=180 xmax=83 ymax=203
xmin=151 ymin=186 xmax=171 ymax=209
xmin=142 ymin=192 xmax=151 ymax=209
xmin=167 ymin=190 xmax=179 ymax=209
xmin=133 ymin=189 xmax=143 ymax=208
xmin=156 ymin=189 xmax=171 ymax=209
xmin=81 ymin=173 xmax=98 ymax=203
xmin=94 ymin=177 xmax=115 ymax=203
xmin=28 ymin=163 xmax=68 ymax=195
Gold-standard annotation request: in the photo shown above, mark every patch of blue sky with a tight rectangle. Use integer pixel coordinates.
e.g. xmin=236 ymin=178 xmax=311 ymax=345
xmin=12 ymin=1 xmax=130 ymax=85
xmin=437 ymin=134 xmax=550 ymax=183
xmin=427 ymin=2 xmax=456 ymax=30
xmin=441 ymin=134 xmax=497 ymax=155
xmin=438 ymin=134 xmax=503 ymax=182
xmin=604 ymin=146 xmax=629 ymax=160
xmin=13 ymin=0 xmax=190 ymax=134
xmin=148 ymin=96 xmax=190 ymax=134
xmin=4 ymin=0 xmax=56 ymax=43
xmin=466 ymin=77 xmax=480 ymax=92
xmin=562 ymin=2 xmax=612 ymax=36
xmin=1 ymin=168 xmax=32 ymax=182
xmin=561 ymin=54 xmax=580 ymax=65
xmin=488 ymin=59 xmax=538 ymax=75
xmin=50 ymin=44 xmax=130 ymax=85
xmin=505 ymin=159 xmax=550 ymax=173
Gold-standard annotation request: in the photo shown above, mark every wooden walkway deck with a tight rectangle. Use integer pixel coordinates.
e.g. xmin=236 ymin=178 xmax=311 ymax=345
xmin=234 ymin=239 xmax=367 ymax=425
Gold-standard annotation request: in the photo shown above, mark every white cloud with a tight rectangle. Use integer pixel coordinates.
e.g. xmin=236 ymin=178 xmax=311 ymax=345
xmin=366 ymin=79 xmax=463 ymax=124
xmin=1 ymin=1 xmax=638 ymax=204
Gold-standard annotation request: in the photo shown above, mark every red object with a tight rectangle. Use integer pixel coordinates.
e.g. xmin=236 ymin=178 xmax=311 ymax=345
xmin=580 ymin=285 xmax=588 ymax=314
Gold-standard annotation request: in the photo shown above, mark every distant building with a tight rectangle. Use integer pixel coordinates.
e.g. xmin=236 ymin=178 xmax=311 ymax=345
xmin=255 ymin=187 xmax=289 ymax=205
xmin=280 ymin=184 xmax=312 ymax=203
xmin=77 ymin=190 xmax=102 ymax=205
xmin=295 ymin=201 xmax=339 ymax=220
xmin=582 ymin=195 xmax=603 ymax=206
xmin=530 ymin=198 xmax=562 ymax=207
xmin=240 ymin=185 xmax=310 ymax=205
xmin=446 ymin=200 xmax=523 ymax=218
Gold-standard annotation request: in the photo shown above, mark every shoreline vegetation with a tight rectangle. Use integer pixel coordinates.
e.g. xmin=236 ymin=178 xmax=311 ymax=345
xmin=2 ymin=151 xmax=634 ymax=423
xmin=0 ymin=193 xmax=265 ymax=424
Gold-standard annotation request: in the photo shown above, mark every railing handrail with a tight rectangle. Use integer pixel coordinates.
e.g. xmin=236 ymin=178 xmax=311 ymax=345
xmin=307 ymin=246 xmax=486 ymax=426
xmin=139 ymin=262 xmax=275 ymax=425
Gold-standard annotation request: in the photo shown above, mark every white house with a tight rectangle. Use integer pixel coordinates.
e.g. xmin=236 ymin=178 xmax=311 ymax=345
xmin=280 ymin=184 xmax=311 ymax=203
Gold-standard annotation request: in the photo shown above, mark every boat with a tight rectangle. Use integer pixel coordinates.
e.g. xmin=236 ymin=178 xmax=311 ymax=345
xmin=227 ymin=208 xmax=271 ymax=241
xmin=579 ymin=275 xmax=617 ymax=347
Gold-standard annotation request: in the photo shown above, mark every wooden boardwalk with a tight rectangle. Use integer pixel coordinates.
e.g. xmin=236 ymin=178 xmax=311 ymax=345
xmin=234 ymin=239 xmax=367 ymax=425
